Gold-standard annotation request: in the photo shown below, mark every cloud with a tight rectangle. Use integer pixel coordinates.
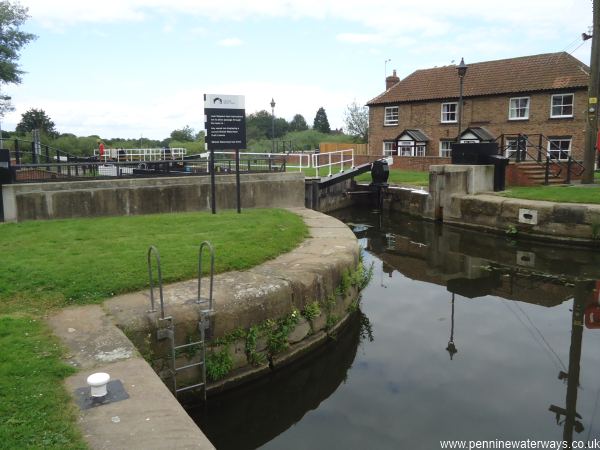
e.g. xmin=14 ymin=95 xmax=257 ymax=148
xmin=218 ymin=37 xmax=243 ymax=47
xmin=22 ymin=0 xmax=589 ymax=40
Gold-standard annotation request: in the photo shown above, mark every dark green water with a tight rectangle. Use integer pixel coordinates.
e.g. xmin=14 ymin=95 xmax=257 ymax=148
xmin=189 ymin=208 xmax=600 ymax=449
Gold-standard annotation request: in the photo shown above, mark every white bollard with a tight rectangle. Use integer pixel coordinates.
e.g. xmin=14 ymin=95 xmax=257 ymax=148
xmin=87 ymin=372 xmax=110 ymax=398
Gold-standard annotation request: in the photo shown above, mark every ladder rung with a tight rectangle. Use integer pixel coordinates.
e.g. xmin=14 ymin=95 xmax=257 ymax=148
xmin=174 ymin=341 xmax=204 ymax=350
xmin=176 ymin=382 xmax=205 ymax=393
xmin=175 ymin=361 xmax=204 ymax=372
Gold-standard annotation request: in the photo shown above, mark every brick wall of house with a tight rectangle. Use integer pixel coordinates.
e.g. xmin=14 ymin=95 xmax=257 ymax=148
xmin=368 ymin=89 xmax=587 ymax=161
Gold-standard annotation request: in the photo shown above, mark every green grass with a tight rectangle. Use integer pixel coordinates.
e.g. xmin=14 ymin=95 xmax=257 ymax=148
xmin=355 ymin=168 xmax=429 ymax=187
xmin=500 ymin=185 xmax=600 ymax=204
xmin=301 ymin=166 xmax=349 ymax=177
xmin=0 ymin=209 xmax=308 ymax=315
xmin=0 ymin=316 xmax=86 ymax=449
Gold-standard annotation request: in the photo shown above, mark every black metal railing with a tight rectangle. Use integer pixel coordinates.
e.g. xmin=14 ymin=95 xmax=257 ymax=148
xmin=495 ymin=133 xmax=585 ymax=184
xmin=8 ymin=138 xmax=87 ymax=166
xmin=5 ymin=155 xmax=287 ymax=184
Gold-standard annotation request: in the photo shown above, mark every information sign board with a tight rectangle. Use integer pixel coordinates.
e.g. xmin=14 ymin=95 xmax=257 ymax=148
xmin=204 ymin=94 xmax=246 ymax=150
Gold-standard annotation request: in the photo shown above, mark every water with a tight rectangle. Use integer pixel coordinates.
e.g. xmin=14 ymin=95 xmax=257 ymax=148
xmin=189 ymin=208 xmax=600 ymax=449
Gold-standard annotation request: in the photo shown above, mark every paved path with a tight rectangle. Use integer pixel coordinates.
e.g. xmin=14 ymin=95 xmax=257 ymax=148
xmin=48 ymin=305 xmax=214 ymax=449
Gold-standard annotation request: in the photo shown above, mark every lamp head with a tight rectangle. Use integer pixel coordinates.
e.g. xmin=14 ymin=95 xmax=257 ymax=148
xmin=457 ymin=57 xmax=468 ymax=78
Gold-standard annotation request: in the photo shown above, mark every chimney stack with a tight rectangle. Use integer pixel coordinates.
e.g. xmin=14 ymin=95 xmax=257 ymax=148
xmin=386 ymin=69 xmax=400 ymax=90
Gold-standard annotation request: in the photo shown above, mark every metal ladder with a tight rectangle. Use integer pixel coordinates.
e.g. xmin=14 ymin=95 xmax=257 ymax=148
xmin=147 ymin=242 xmax=215 ymax=401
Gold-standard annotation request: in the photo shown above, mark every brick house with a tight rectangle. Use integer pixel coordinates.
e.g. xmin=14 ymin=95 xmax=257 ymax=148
xmin=367 ymin=52 xmax=590 ymax=173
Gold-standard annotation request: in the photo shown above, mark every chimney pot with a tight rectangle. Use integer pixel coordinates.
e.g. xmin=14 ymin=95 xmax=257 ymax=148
xmin=385 ymin=69 xmax=400 ymax=90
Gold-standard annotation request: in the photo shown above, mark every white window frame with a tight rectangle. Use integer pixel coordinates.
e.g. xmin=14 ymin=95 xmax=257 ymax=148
xmin=384 ymin=106 xmax=399 ymax=126
xmin=398 ymin=140 xmax=426 ymax=157
xmin=439 ymin=141 xmax=453 ymax=157
xmin=505 ymin=138 xmax=519 ymax=159
xmin=383 ymin=141 xmax=395 ymax=156
xmin=550 ymin=93 xmax=574 ymax=118
xmin=509 ymin=96 xmax=530 ymax=120
xmin=441 ymin=102 xmax=457 ymax=123
xmin=547 ymin=138 xmax=571 ymax=161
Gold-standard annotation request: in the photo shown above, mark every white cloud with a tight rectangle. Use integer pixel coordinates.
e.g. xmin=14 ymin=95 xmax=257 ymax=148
xmin=218 ymin=37 xmax=243 ymax=47
xmin=22 ymin=0 xmax=590 ymax=40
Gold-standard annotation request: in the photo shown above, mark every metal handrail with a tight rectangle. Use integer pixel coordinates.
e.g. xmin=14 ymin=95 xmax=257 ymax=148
xmin=197 ymin=241 xmax=215 ymax=311
xmin=147 ymin=245 xmax=166 ymax=318
xmin=311 ymin=149 xmax=355 ymax=177
xmin=495 ymin=133 xmax=585 ymax=178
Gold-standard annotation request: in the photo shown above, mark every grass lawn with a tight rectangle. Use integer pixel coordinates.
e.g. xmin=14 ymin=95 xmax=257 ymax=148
xmin=0 ymin=208 xmax=308 ymax=448
xmin=301 ymin=166 xmax=349 ymax=177
xmin=0 ymin=316 xmax=86 ymax=449
xmin=354 ymin=168 xmax=429 ymax=187
xmin=500 ymin=185 xmax=600 ymax=204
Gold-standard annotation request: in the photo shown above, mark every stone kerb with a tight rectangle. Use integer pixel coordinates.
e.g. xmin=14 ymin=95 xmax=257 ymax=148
xmin=103 ymin=207 xmax=361 ymax=389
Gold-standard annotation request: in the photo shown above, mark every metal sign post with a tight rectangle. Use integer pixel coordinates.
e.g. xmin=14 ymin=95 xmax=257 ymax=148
xmin=204 ymin=94 xmax=246 ymax=214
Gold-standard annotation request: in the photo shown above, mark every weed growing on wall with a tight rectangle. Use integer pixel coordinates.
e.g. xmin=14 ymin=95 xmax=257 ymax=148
xmin=206 ymin=348 xmax=233 ymax=381
xmin=266 ymin=309 xmax=300 ymax=355
xmin=302 ymin=301 xmax=321 ymax=322
xmin=245 ymin=325 xmax=266 ymax=366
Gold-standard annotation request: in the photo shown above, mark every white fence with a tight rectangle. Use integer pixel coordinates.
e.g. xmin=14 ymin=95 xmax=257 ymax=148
xmin=311 ymin=149 xmax=355 ymax=177
xmin=93 ymin=148 xmax=355 ymax=177
xmin=94 ymin=147 xmax=187 ymax=161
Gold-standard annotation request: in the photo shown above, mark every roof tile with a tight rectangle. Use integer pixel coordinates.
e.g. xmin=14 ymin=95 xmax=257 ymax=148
xmin=368 ymin=52 xmax=589 ymax=105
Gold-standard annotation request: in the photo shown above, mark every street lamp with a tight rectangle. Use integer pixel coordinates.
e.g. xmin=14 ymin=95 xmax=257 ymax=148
xmin=270 ymin=98 xmax=276 ymax=152
xmin=456 ymin=57 xmax=468 ymax=142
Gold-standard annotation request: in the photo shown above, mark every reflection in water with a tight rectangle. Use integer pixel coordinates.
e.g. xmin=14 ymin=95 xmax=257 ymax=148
xmin=188 ymin=312 xmax=372 ymax=450
xmin=337 ymin=209 xmax=600 ymax=447
xmin=190 ymin=209 xmax=600 ymax=449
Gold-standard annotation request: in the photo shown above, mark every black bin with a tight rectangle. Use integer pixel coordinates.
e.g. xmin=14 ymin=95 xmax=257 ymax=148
xmin=451 ymin=142 xmax=508 ymax=192
xmin=488 ymin=154 xmax=509 ymax=192
xmin=451 ymin=143 xmax=498 ymax=164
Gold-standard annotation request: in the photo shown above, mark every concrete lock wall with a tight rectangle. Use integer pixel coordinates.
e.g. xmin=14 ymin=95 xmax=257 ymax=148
xmin=372 ymin=164 xmax=600 ymax=244
xmin=1 ymin=172 xmax=305 ymax=222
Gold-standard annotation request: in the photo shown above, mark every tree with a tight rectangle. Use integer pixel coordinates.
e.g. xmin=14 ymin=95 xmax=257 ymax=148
xmin=343 ymin=101 xmax=369 ymax=142
xmin=15 ymin=108 xmax=57 ymax=137
xmin=246 ymin=110 xmax=272 ymax=140
xmin=0 ymin=1 xmax=36 ymax=116
xmin=313 ymin=107 xmax=330 ymax=134
xmin=289 ymin=114 xmax=308 ymax=132
xmin=170 ymin=125 xmax=195 ymax=142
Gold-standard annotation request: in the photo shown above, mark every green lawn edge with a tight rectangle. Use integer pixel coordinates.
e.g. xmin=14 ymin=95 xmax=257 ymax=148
xmin=0 ymin=315 xmax=87 ymax=449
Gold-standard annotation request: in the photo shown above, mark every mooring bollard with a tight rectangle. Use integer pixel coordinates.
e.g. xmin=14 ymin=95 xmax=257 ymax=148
xmin=87 ymin=372 xmax=110 ymax=398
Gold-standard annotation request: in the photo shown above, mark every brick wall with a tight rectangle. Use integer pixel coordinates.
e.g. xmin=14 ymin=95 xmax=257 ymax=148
xmin=368 ymin=89 xmax=587 ymax=161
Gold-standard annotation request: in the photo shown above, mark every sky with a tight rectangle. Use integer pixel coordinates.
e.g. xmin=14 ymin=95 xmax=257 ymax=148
xmin=0 ymin=0 xmax=594 ymax=140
